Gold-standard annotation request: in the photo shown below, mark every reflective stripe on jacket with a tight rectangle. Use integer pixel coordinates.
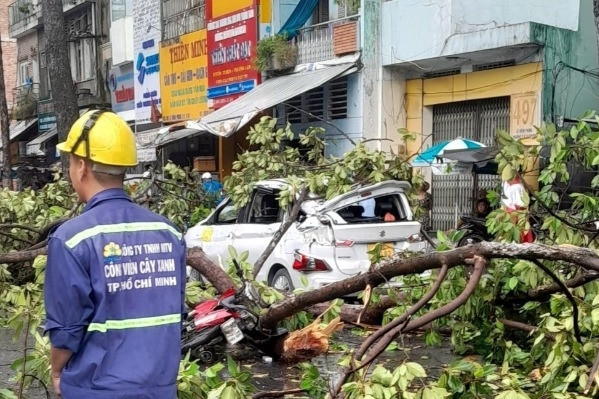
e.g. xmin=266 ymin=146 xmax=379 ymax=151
xmin=44 ymin=188 xmax=186 ymax=399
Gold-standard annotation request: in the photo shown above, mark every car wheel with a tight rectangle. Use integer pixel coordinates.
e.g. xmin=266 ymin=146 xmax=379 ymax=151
xmin=458 ymin=233 xmax=486 ymax=247
xmin=271 ymin=268 xmax=294 ymax=292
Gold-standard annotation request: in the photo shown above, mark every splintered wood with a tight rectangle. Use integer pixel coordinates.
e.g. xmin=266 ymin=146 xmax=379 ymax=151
xmin=280 ymin=316 xmax=344 ymax=363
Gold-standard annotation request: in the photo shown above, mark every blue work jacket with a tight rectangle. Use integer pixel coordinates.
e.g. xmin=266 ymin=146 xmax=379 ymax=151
xmin=44 ymin=188 xmax=186 ymax=399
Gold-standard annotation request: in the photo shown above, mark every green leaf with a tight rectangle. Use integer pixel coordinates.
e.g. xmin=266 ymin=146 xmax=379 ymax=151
xmin=405 ymin=362 xmax=426 ymax=378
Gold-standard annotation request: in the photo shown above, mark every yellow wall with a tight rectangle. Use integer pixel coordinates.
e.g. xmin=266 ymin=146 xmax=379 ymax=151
xmin=406 ymin=62 xmax=544 ymax=188
xmin=211 ymin=0 xmax=254 ymax=18
xmin=260 ymin=0 xmax=271 ymax=23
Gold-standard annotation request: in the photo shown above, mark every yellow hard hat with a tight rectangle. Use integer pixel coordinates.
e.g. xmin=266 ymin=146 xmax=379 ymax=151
xmin=56 ymin=110 xmax=138 ymax=166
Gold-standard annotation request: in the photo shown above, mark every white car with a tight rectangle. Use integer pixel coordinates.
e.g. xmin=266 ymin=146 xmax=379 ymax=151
xmin=185 ymin=180 xmax=427 ymax=292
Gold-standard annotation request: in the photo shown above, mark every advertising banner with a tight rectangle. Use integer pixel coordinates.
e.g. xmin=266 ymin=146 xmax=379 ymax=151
xmin=133 ymin=0 xmax=161 ymax=125
xmin=108 ymin=63 xmax=135 ymax=117
xmin=206 ymin=1 xmax=260 ymax=109
xmin=159 ymin=30 xmax=209 ymax=122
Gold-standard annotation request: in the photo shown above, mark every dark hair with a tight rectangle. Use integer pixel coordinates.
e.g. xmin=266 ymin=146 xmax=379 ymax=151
xmin=477 ymin=199 xmax=489 ymax=207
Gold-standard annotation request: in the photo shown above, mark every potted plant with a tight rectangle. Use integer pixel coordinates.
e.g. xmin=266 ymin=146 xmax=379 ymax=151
xmin=11 ymin=90 xmax=37 ymax=120
xmin=256 ymin=33 xmax=297 ymax=72
xmin=17 ymin=2 xmax=34 ymax=14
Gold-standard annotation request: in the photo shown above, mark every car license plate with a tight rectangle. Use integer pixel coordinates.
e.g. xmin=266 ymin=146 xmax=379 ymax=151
xmin=221 ymin=318 xmax=244 ymax=345
xmin=367 ymin=243 xmax=395 ymax=259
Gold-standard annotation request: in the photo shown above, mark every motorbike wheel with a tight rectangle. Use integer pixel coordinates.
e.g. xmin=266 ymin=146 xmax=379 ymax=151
xmin=181 ymin=326 xmax=221 ymax=353
xmin=197 ymin=349 xmax=214 ymax=363
xmin=458 ymin=233 xmax=486 ymax=247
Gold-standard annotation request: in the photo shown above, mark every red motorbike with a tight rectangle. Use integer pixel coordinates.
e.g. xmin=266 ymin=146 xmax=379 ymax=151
xmin=181 ymin=260 xmax=287 ymax=363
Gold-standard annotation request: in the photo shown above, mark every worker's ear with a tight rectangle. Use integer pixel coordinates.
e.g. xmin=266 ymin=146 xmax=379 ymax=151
xmin=69 ymin=155 xmax=89 ymax=183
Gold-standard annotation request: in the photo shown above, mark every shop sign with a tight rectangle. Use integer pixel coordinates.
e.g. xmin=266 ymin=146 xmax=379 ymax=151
xmin=38 ymin=99 xmax=56 ymax=132
xmin=133 ymin=0 xmax=161 ymax=124
xmin=159 ymin=30 xmax=209 ymax=122
xmin=109 ymin=63 xmax=135 ymax=115
xmin=206 ymin=1 xmax=260 ymax=109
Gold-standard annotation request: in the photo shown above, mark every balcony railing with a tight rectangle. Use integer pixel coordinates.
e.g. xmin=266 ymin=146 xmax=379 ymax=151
xmin=292 ymin=15 xmax=360 ymax=64
xmin=162 ymin=0 xmax=205 ymax=41
xmin=8 ymin=0 xmax=41 ymax=37
xmin=9 ymin=0 xmax=88 ymax=36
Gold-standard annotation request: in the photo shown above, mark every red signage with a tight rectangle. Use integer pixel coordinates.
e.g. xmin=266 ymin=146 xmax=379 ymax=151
xmin=206 ymin=3 xmax=260 ymax=109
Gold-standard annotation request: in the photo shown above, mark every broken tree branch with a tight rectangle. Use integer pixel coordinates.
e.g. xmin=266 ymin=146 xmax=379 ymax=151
xmin=401 ymin=256 xmax=486 ymax=333
xmin=525 ymin=272 xmax=599 ymax=299
xmin=498 ymin=318 xmax=554 ymax=341
xmin=355 ymin=264 xmax=449 ymax=362
xmin=0 ymin=224 xmax=41 ymax=235
xmin=253 ymin=187 xmax=308 ymax=278
xmin=529 ymin=259 xmax=582 ymax=343
xmin=0 ymin=230 xmax=33 ymax=245
xmin=0 ymin=248 xmax=46 ymax=264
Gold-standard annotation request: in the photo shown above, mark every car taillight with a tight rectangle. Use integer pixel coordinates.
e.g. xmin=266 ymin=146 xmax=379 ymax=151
xmin=292 ymin=252 xmax=330 ymax=272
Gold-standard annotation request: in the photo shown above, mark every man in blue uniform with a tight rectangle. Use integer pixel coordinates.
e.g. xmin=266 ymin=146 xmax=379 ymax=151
xmin=44 ymin=110 xmax=186 ymax=398
xmin=201 ymin=172 xmax=223 ymax=203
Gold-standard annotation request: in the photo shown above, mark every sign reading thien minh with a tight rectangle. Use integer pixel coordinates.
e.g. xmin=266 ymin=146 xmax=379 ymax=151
xmin=159 ymin=30 xmax=209 ymax=122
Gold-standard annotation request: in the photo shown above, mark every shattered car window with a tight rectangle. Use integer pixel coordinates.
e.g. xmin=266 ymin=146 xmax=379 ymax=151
xmin=216 ymin=204 xmax=240 ymax=224
xmin=336 ymin=194 xmax=408 ymax=223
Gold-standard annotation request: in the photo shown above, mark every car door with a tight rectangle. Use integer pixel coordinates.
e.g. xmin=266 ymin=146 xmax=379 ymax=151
xmin=185 ymin=198 xmax=243 ymax=265
xmin=231 ymin=188 xmax=283 ymax=266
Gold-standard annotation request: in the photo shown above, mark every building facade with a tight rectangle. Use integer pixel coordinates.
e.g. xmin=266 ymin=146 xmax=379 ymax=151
xmin=6 ymin=0 xmax=111 ymax=165
xmin=379 ymin=0 xmax=599 ymax=230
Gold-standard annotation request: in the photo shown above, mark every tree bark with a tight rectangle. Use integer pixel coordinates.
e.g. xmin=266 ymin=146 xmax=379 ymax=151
xmin=0 ymin=34 xmax=11 ymax=189
xmin=0 ymin=248 xmax=47 ymax=264
xmin=306 ymin=295 xmax=404 ymax=325
xmin=186 ymin=247 xmax=237 ymax=293
xmin=41 ymin=0 xmax=80 ymax=175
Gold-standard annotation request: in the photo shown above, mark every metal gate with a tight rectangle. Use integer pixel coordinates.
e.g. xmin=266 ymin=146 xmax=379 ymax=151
xmin=431 ymin=97 xmax=510 ymax=231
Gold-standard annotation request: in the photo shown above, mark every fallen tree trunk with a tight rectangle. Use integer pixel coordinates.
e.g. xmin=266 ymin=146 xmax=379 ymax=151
xmin=260 ymin=242 xmax=599 ymax=330
xmin=186 ymin=247 xmax=236 ymax=293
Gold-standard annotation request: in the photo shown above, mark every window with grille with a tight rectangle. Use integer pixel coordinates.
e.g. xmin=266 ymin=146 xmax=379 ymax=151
xmin=161 ymin=0 xmax=205 ymax=41
xmin=337 ymin=0 xmax=359 ymax=18
xmin=313 ymin=0 xmax=329 ymax=23
xmin=283 ymin=76 xmax=349 ymax=123
xmin=422 ymin=68 xmax=461 ymax=79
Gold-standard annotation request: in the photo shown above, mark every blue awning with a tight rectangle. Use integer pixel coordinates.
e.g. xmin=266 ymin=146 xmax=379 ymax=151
xmin=278 ymin=0 xmax=320 ymax=37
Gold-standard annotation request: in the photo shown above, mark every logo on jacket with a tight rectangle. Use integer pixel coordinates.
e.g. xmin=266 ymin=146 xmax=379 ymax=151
xmin=103 ymin=242 xmax=122 ymax=263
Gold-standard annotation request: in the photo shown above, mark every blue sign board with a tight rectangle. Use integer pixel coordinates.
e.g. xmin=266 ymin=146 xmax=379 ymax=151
xmin=207 ymin=79 xmax=256 ymax=99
